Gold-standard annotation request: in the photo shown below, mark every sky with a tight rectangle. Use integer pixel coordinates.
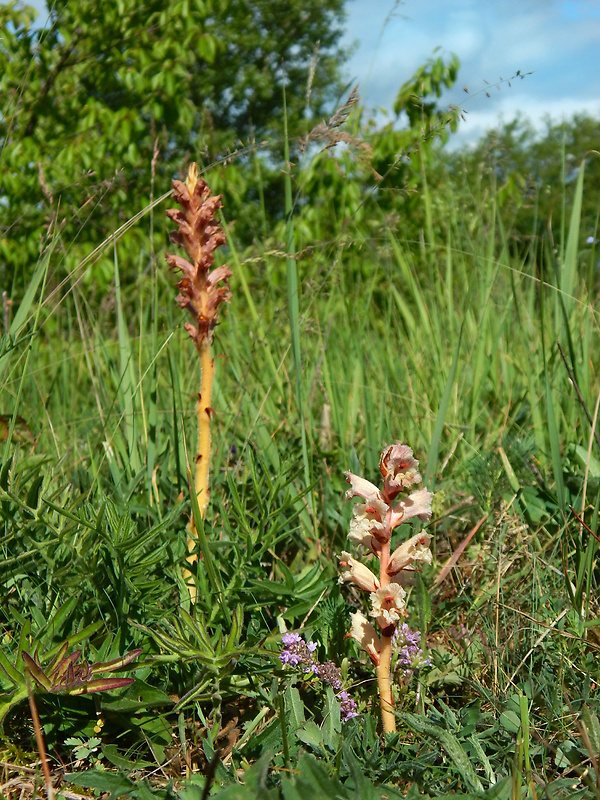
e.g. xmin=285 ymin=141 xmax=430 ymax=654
xmin=341 ymin=0 xmax=600 ymax=147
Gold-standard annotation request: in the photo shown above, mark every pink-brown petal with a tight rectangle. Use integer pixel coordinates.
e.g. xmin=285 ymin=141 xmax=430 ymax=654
xmin=339 ymin=552 xmax=380 ymax=592
xmin=344 ymin=471 xmax=383 ymax=502
xmin=387 ymin=532 xmax=432 ymax=575
xmin=395 ymin=488 xmax=433 ymax=523
xmin=349 ymin=611 xmax=381 ymax=664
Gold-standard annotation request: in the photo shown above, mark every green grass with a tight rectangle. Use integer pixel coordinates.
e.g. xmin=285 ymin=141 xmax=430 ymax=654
xmin=1 ymin=133 xmax=600 ymax=800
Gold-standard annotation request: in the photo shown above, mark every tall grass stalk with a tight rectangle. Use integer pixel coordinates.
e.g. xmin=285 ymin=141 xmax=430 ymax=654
xmin=282 ymin=85 xmax=313 ymax=524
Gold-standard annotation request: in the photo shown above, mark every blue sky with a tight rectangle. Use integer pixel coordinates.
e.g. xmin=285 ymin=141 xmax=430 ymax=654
xmin=341 ymin=0 xmax=600 ymax=146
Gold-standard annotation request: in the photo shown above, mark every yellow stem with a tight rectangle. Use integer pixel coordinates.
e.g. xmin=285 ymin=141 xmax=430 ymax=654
xmin=195 ymin=338 xmax=214 ymax=518
xmin=377 ymin=533 xmax=396 ymax=734
xmin=376 ymin=634 xmax=396 ymax=734
xmin=184 ymin=337 xmax=215 ymax=601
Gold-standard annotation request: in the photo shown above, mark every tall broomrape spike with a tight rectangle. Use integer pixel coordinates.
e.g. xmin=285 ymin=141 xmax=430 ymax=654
xmin=166 ymin=164 xmax=232 ymax=600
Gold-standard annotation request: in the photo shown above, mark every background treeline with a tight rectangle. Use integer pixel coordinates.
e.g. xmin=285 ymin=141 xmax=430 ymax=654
xmin=1 ymin=0 xmax=598 ymax=301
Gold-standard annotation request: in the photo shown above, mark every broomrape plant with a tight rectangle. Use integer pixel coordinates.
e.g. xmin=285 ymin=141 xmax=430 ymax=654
xmin=166 ymin=164 xmax=232 ymax=599
xmin=341 ymin=444 xmax=433 ymax=734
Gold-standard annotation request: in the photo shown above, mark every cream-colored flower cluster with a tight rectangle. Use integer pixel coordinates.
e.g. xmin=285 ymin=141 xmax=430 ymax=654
xmin=340 ymin=444 xmax=433 ymax=666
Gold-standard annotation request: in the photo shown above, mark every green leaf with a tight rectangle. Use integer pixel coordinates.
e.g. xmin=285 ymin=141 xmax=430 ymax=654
xmin=21 ymin=652 xmax=52 ymax=691
xmin=65 ymin=769 xmax=134 ymax=799
xmin=0 ymin=651 xmax=22 ymax=686
xmin=214 ymin=752 xmax=278 ymax=800
xmin=100 ymin=744 xmax=152 ymax=771
xmin=281 ymin=782 xmax=306 ymax=800
xmin=428 ymin=778 xmax=511 ymax=800
xmin=285 ymin=685 xmax=305 ymax=732
xmin=295 ymin=720 xmax=325 ymax=753
xmin=322 ymin=686 xmax=342 ymax=750
xmin=424 ymin=322 xmax=463 ymax=490
xmin=498 ymin=709 xmax=521 ymax=735
xmin=562 ymin=159 xmax=585 ymax=304
xmin=580 ymin=705 xmax=600 ymax=755
xmin=342 ymin=744 xmax=405 ymax=798
xmin=401 ymin=712 xmax=484 ymax=794
xmin=573 ymin=445 xmax=600 ymax=478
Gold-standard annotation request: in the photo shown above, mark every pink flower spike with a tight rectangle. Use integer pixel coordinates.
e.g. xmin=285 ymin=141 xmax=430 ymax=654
xmin=380 ymin=444 xmax=422 ymax=500
xmin=387 ymin=532 xmax=432 ymax=575
xmin=349 ymin=611 xmax=381 ymax=665
xmin=344 ymin=471 xmax=383 ymax=503
xmin=339 ymin=552 xmax=380 ymax=592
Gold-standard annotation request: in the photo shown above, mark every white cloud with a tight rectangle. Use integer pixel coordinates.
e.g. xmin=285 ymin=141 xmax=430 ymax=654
xmin=449 ymin=96 xmax=600 ymax=149
xmin=342 ymin=0 xmax=600 ymax=145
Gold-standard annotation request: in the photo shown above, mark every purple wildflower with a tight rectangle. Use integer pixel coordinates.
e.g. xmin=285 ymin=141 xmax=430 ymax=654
xmin=394 ymin=623 xmax=421 ymax=648
xmin=282 ymin=632 xmax=302 ymax=645
xmin=339 ymin=690 xmax=359 ymax=721
xmin=314 ymin=660 xmax=343 ymax=691
xmin=392 ymin=623 xmax=431 ymax=679
xmin=313 ymin=661 xmax=358 ymax=718
xmin=280 ymin=634 xmax=317 ymax=670
xmin=279 ymin=633 xmax=359 ymax=721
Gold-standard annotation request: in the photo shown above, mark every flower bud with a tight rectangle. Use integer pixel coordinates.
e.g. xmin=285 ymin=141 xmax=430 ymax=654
xmin=380 ymin=444 xmax=422 ymax=500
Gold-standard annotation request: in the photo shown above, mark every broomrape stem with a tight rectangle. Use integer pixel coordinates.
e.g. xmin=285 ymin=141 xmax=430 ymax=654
xmin=185 ymin=338 xmax=214 ymax=584
xmin=377 ymin=634 xmax=395 ymax=734
xmin=194 ymin=338 xmax=214 ymax=518
xmin=377 ymin=540 xmax=396 ymax=733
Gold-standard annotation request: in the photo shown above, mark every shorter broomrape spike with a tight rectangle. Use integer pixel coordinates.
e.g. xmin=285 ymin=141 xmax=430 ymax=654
xmin=166 ymin=164 xmax=232 ymax=599
xmin=343 ymin=443 xmax=434 ymax=736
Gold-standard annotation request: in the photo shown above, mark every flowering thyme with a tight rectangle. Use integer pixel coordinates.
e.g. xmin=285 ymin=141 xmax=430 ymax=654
xmin=280 ymin=633 xmax=358 ymax=721
xmin=393 ymin=623 xmax=431 ymax=679
xmin=279 ymin=632 xmax=318 ymax=669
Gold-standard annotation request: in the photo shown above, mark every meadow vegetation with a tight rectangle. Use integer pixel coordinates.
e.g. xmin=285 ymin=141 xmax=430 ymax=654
xmin=1 ymin=2 xmax=600 ymax=798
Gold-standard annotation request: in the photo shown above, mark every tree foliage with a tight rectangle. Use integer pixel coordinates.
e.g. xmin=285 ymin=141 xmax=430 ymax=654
xmin=0 ymin=0 xmax=347 ymax=289
xmin=294 ymin=52 xmax=461 ymax=248
xmin=443 ymin=113 xmax=600 ymax=259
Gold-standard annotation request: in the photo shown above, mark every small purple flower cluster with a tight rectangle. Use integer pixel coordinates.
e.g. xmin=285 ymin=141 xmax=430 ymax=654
xmin=280 ymin=632 xmax=318 ymax=668
xmin=392 ymin=623 xmax=431 ymax=679
xmin=280 ymin=633 xmax=359 ymax=721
